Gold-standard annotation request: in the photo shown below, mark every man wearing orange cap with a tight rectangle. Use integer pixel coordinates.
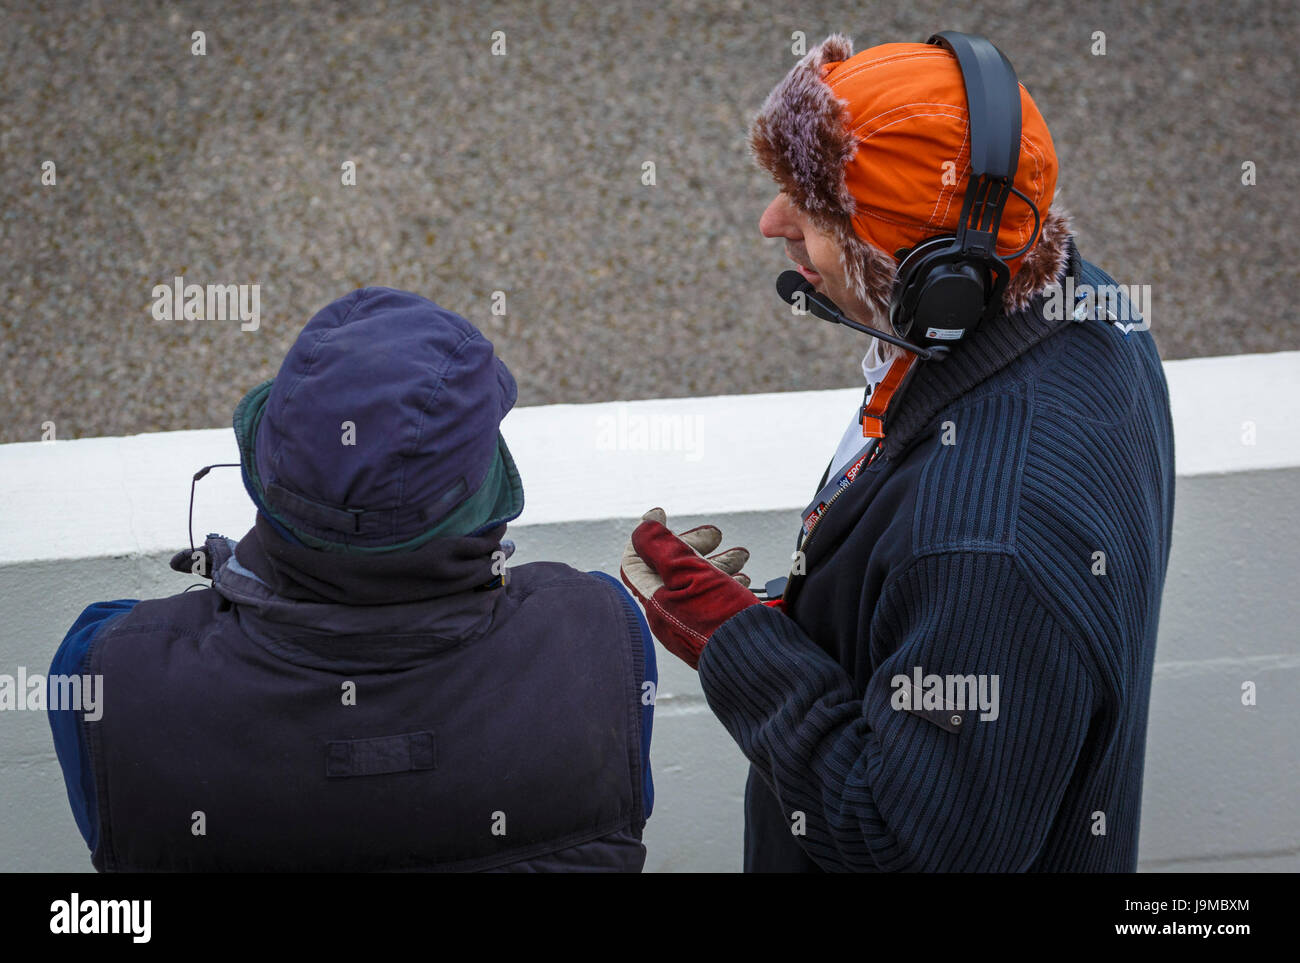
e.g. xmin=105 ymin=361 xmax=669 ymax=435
xmin=621 ymin=34 xmax=1175 ymax=871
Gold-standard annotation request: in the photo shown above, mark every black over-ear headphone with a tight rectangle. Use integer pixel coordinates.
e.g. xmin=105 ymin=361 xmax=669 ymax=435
xmin=889 ymin=31 xmax=1043 ymax=349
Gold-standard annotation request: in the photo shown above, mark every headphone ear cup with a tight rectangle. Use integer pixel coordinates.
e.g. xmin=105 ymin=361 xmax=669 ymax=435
xmin=913 ymin=261 xmax=989 ymax=339
xmin=891 ymin=236 xmax=958 ymax=338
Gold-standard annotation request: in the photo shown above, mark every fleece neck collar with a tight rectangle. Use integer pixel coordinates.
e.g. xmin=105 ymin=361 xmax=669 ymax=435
xmin=227 ymin=514 xmax=507 ymax=608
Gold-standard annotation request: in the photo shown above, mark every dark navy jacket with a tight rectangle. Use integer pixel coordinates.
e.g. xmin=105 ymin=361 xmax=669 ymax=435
xmin=700 ymin=247 xmax=1176 ymax=871
xmin=50 ymin=518 xmax=655 ymax=872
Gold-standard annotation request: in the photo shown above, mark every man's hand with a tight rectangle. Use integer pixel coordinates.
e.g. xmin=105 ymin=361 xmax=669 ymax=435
xmin=620 ymin=507 xmax=759 ymax=669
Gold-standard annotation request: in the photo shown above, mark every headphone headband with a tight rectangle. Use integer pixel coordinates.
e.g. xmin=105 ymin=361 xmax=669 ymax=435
xmin=927 ymin=31 xmax=1022 ymax=183
xmin=889 ymin=31 xmax=1036 ymax=346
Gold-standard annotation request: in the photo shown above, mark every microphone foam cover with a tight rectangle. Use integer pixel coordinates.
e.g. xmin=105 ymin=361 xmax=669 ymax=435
xmin=775 ymin=270 xmax=810 ymax=304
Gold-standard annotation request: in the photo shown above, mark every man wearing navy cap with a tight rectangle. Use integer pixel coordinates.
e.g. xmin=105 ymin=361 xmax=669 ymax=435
xmin=49 ymin=287 xmax=655 ymax=872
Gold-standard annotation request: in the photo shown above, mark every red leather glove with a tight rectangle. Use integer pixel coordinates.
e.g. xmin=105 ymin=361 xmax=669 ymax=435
xmin=620 ymin=508 xmax=759 ymax=669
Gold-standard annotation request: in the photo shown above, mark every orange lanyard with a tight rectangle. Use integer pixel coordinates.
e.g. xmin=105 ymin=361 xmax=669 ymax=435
xmin=799 ymin=352 xmax=919 ymax=540
xmin=859 ymin=353 xmax=917 ymax=439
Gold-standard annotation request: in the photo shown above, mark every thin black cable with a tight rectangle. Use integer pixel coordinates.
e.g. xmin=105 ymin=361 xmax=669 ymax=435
xmin=1004 ymin=184 xmax=1043 ymax=259
xmin=188 ymin=463 xmax=241 ymax=557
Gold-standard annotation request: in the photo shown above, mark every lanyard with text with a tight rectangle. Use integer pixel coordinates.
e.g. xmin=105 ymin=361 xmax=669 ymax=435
xmin=800 ymin=353 xmax=917 ymax=538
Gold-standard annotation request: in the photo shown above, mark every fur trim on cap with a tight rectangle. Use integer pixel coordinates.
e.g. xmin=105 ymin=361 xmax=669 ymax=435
xmin=1003 ymin=206 xmax=1072 ymax=312
xmin=750 ymin=34 xmax=1070 ymax=322
xmin=750 ymin=34 xmax=858 ymax=226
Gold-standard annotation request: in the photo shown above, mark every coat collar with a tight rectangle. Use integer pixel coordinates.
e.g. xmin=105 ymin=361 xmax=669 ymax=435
xmin=209 ymin=515 xmax=507 ymax=652
xmin=881 ymin=235 xmax=1083 ymax=460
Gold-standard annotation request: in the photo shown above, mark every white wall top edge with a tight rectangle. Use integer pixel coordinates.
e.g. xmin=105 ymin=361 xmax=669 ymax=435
xmin=1 ymin=351 xmax=1297 ymax=565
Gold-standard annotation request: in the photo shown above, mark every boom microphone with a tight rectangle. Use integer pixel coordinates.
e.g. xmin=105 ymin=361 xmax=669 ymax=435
xmin=775 ymin=271 xmax=944 ymax=361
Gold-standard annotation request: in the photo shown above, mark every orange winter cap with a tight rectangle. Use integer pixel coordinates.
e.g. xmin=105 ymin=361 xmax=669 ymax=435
xmin=752 ymin=35 xmax=1059 ymax=281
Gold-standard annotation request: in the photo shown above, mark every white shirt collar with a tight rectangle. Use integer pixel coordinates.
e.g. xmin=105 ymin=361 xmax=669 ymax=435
xmin=862 ymin=337 xmax=893 ymax=385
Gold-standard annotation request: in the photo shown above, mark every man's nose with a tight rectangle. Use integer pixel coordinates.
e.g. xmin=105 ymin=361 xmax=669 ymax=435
xmin=758 ymin=195 xmax=796 ymax=239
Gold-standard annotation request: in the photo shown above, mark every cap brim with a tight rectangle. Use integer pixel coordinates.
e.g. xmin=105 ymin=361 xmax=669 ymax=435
xmin=469 ymin=432 xmax=524 ymax=536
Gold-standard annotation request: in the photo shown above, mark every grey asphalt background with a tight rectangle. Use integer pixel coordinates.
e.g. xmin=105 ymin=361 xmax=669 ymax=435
xmin=1 ymin=0 xmax=1296 ymax=444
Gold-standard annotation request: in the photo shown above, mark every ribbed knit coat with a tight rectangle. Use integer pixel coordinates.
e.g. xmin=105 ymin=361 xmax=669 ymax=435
xmin=699 ymin=243 xmax=1176 ymax=872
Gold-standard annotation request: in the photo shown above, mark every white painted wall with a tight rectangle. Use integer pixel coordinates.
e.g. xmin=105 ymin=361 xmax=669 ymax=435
xmin=2 ymin=351 xmax=1298 ymax=872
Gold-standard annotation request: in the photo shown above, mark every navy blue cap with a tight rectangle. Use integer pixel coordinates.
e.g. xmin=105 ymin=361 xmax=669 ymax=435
xmin=233 ymin=287 xmax=524 ymax=552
